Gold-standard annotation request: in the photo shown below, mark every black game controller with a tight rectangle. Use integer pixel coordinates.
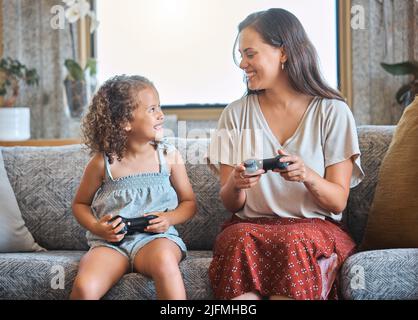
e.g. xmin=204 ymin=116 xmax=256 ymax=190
xmin=243 ymin=155 xmax=291 ymax=176
xmin=109 ymin=215 xmax=159 ymax=236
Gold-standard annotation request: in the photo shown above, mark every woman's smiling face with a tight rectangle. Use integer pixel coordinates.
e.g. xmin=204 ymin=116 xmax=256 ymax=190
xmin=238 ymin=27 xmax=285 ymax=91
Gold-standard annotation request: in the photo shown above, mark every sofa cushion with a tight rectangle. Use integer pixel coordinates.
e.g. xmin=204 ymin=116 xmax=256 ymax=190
xmin=343 ymin=126 xmax=395 ymax=244
xmin=361 ymin=97 xmax=418 ymax=249
xmin=166 ymin=138 xmax=230 ymax=250
xmin=340 ymin=249 xmax=418 ymax=300
xmin=2 ymin=139 xmax=229 ymax=251
xmin=0 ymin=250 xmax=81 ymax=299
xmin=0 ymin=250 xmax=213 ymax=299
xmin=0 ymin=150 xmax=45 ymax=252
xmin=1 ymin=145 xmax=91 ymax=251
xmin=1 ymin=127 xmax=396 ymax=251
xmin=104 ymin=250 xmax=213 ymax=300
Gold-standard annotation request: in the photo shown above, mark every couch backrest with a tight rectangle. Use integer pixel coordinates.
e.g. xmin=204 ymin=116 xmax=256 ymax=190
xmin=1 ymin=125 xmax=395 ymax=250
xmin=344 ymin=125 xmax=395 ymax=244
xmin=1 ymin=139 xmax=230 ymax=251
xmin=2 ymin=145 xmax=92 ymax=251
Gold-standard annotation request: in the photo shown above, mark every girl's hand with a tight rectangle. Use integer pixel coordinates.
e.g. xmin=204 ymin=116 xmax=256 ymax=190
xmin=144 ymin=211 xmax=172 ymax=233
xmin=273 ymin=149 xmax=311 ymax=183
xmin=93 ymin=213 xmax=126 ymax=243
xmin=230 ymin=164 xmax=264 ymax=191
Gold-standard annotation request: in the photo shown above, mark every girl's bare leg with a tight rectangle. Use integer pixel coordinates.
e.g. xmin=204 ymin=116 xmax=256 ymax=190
xmin=70 ymin=246 xmax=129 ymax=300
xmin=133 ymin=238 xmax=185 ymax=300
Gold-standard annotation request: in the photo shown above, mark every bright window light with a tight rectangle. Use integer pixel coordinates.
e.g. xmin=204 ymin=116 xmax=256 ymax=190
xmin=96 ymin=0 xmax=338 ymax=105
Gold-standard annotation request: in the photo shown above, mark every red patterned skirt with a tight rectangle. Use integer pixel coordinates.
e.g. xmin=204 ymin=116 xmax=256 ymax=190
xmin=209 ymin=215 xmax=356 ymax=300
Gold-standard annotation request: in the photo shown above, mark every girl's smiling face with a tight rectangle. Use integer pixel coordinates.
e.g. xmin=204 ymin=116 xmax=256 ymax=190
xmin=125 ymin=86 xmax=165 ymax=142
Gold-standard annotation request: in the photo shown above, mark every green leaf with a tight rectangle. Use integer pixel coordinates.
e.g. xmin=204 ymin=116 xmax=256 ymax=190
xmin=84 ymin=58 xmax=97 ymax=77
xmin=0 ymin=57 xmax=39 ymax=106
xmin=64 ymin=59 xmax=85 ymax=81
xmin=25 ymin=69 xmax=40 ymax=86
xmin=381 ymin=61 xmax=418 ymax=78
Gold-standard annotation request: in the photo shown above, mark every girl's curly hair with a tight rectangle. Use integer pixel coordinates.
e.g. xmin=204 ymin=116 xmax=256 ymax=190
xmin=81 ymin=75 xmax=155 ymax=163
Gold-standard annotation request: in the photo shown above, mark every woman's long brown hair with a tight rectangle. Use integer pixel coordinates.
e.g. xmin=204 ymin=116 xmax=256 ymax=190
xmin=234 ymin=8 xmax=345 ymax=101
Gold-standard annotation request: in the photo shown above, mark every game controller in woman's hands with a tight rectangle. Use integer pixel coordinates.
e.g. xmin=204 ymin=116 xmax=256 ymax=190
xmin=109 ymin=215 xmax=159 ymax=235
xmin=243 ymin=155 xmax=291 ymax=176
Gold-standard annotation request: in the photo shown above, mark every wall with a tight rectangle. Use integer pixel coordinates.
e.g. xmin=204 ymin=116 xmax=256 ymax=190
xmin=1 ymin=0 xmax=417 ymax=139
xmin=351 ymin=0 xmax=418 ymax=125
xmin=1 ymin=0 xmax=73 ymax=138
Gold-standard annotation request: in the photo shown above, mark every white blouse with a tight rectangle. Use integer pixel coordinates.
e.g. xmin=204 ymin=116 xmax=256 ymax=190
xmin=208 ymin=94 xmax=365 ymax=221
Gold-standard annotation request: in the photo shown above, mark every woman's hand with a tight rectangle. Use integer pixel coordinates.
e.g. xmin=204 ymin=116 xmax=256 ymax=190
xmin=92 ymin=214 xmax=126 ymax=243
xmin=144 ymin=211 xmax=172 ymax=233
xmin=230 ymin=164 xmax=265 ymax=191
xmin=273 ymin=149 xmax=311 ymax=183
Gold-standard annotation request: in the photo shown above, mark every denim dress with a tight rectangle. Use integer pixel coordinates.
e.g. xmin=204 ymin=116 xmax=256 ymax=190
xmin=86 ymin=140 xmax=187 ymax=270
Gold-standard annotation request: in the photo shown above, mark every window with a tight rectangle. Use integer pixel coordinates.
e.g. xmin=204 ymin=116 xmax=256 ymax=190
xmin=96 ymin=0 xmax=338 ymax=106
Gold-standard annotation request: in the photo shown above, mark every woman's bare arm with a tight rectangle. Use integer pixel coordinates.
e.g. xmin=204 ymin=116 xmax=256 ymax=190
xmin=304 ymin=158 xmax=354 ymax=213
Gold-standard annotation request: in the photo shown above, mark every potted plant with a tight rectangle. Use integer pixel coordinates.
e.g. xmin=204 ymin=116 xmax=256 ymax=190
xmin=381 ymin=60 xmax=418 ymax=109
xmin=62 ymin=0 xmax=99 ymax=119
xmin=0 ymin=57 xmax=39 ymax=141
xmin=64 ymin=57 xmax=97 ymax=118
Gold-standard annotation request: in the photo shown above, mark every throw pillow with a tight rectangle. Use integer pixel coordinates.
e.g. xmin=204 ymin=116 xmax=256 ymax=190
xmin=361 ymin=96 xmax=418 ymax=250
xmin=0 ymin=149 xmax=45 ymax=252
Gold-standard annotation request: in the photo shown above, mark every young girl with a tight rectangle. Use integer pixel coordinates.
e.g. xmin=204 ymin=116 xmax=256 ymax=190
xmin=70 ymin=75 xmax=196 ymax=300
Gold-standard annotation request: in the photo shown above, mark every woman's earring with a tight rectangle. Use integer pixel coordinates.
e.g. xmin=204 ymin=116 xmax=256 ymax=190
xmin=281 ymin=62 xmax=285 ymax=70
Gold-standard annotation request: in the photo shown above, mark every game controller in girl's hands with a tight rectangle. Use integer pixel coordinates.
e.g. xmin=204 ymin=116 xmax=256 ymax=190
xmin=109 ymin=215 xmax=159 ymax=235
xmin=243 ymin=155 xmax=291 ymax=176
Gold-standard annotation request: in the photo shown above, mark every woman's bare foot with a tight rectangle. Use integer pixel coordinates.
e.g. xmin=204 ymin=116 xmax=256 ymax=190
xmin=269 ymin=295 xmax=294 ymax=300
xmin=232 ymin=291 xmax=263 ymax=300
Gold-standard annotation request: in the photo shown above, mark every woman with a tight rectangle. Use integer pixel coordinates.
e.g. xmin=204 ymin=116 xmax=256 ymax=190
xmin=208 ymin=8 xmax=364 ymax=300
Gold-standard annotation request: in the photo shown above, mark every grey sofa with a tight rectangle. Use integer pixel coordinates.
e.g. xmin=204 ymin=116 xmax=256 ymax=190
xmin=0 ymin=125 xmax=417 ymax=300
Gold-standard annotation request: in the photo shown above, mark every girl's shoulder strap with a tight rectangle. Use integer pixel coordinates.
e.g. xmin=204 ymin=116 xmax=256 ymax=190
xmin=151 ymin=139 xmax=174 ymax=174
xmin=103 ymin=153 xmax=114 ymax=181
